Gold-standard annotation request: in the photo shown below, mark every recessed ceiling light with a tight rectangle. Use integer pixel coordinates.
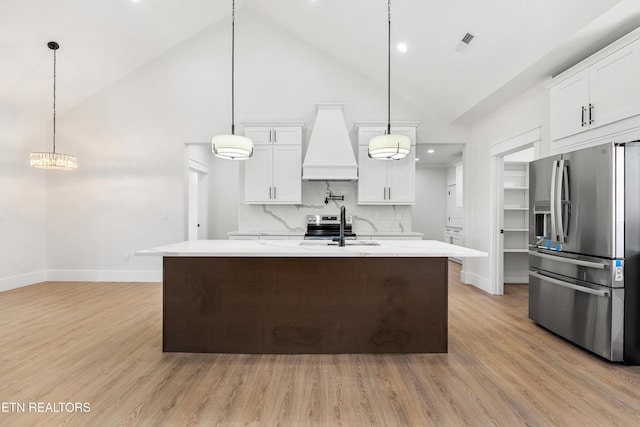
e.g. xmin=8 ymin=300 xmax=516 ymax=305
xmin=427 ymin=149 xmax=435 ymax=154
xmin=415 ymin=158 xmax=420 ymax=162
xmin=397 ymin=42 xmax=408 ymax=53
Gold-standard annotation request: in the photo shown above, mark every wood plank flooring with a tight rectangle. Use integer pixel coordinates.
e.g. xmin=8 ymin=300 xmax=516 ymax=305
xmin=1 ymin=262 xmax=639 ymax=426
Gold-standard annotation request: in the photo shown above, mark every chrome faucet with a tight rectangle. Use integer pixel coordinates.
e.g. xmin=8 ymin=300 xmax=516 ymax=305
xmin=339 ymin=205 xmax=346 ymax=247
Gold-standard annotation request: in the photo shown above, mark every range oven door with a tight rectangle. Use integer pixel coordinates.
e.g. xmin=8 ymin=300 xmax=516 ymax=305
xmin=528 ymin=268 xmax=623 ymax=361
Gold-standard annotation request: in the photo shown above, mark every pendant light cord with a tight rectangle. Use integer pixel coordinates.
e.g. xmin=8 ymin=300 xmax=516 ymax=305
xmin=231 ymin=0 xmax=236 ymax=135
xmin=387 ymin=0 xmax=391 ymax=136
xmin=52 ymin=46 xmax=57 ymax=153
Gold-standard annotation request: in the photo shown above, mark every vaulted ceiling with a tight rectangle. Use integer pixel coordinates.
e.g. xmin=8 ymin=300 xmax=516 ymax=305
xmin=2 ymin=0 xmax=640 ymax=135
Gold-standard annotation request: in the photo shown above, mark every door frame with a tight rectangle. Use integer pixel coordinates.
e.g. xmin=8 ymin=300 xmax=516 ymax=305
xmin=184 ymin=144 xmax=210 ymax=241
xmin=488 ymin=127 xmax=541 ymax=295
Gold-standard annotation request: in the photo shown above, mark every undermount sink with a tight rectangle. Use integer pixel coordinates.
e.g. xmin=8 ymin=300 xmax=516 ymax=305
xmin=299 ymin=240 xmax=381 ymax=246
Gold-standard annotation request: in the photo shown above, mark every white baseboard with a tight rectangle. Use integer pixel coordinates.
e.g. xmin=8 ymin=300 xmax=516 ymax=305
xmin=46 ymin=270 xmax=162 ymax=282
xmin=0 ymin=270 xmax=47 ymax=292
xmin=460 ymin=270 xmax=494 ymax=294
xmin=0 ymin=270 xmax=162 ymax=292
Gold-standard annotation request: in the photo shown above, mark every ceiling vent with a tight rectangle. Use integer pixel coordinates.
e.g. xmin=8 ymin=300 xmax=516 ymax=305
xmin=456 ymin=32 xmax=475 ymax=53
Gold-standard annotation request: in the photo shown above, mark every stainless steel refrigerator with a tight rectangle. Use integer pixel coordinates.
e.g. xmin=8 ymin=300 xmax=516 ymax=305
xmin=529 ymin=141 xmax=640 ymax=363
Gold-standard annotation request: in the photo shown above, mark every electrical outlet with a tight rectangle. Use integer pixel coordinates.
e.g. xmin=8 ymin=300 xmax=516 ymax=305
xmin=123 ymin=253 xmax=130 ymax=262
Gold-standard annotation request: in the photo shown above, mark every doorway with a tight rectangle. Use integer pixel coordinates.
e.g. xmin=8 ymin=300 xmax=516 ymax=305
xmin=488 ymin=127 xmax=541 ymax=295
xmin=184 ymin=144 xmax=211 ymax=241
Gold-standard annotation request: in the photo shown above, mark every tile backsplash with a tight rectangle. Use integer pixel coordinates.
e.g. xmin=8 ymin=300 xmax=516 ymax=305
xmin=238 ymin=181 xmax=411 ymax=233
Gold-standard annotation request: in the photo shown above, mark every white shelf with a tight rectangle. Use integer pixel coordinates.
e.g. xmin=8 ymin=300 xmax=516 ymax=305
xmin=504 ymin=207 xmax=528 ymax=211
xmin=504 ymin=249 xmax=529 ymax=253
xmin=504 ymin=228 xmax=528 ymax=232
xmin=504 ymin=186 xmax=529 ymax=190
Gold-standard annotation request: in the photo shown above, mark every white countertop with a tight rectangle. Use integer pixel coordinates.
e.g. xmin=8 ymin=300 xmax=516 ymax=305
xmin=226 ymin=231 xmax=424 ymax=237
xmin=136 ymin=239 xmax=486 ymax=258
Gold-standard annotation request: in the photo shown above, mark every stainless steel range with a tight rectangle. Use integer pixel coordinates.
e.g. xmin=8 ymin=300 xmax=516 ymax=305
xmin=304 ymin=214 xmax=356 ymax=240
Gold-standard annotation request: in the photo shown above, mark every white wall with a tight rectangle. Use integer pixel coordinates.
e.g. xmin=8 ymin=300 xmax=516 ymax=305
xmin=208 ymin=154 xmax=239 ymax=239
xmin=412 ymin=166 xmax=447 ymax=240
xmin=0 ymin=110 xmax=48 ymax=291
xmin=463 ymin=86 xmax=550 ymax=293
xmin=37 ymin=9 xmax=424 ymax=280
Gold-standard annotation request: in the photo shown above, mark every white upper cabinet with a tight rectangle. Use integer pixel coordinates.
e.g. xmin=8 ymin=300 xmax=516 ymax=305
xmin=244 ymin=145 xmax=273 ymax=202
xmin=550 ymin=35 xmax=640 ymax=142
xmin=357 ymin=126 xmax=416 ymax=205
xmin=550 ymin=69 xmax=590 ymax=140
xmin=244 ymin=125 xmax=302 ymax=204
xmin=589 ymin=40 xmax=640 ymax=128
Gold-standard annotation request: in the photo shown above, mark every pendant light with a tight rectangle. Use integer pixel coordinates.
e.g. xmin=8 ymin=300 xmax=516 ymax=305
xmin=368 ymin=0 xmax=410 ymax=160
xmin=30 ymin=41 xmax=78 ymax=171
xmin=212 ymin=0 xmax=253 ymax=160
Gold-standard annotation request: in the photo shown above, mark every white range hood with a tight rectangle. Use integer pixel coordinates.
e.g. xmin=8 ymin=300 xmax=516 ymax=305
xmin=302 ymin=103 xmax=358 ymax=181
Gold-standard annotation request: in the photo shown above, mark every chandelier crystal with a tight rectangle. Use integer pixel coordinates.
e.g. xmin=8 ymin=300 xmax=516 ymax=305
xmin=30 ymin=41 xmax=77 ymax=171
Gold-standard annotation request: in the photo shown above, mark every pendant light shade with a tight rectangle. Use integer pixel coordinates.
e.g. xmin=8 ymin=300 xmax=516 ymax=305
xmin=368 ymin=0 xmax=409 ymax=161
xmin=212 ymin=134 xmax=253 ymax=160
xmin=30 ymin=41 xmax=77 ymax=171
xmin=212 ymin=0 xmax=253 ymax=160
xmin=368 ymin=133 xmax=411 ymax=160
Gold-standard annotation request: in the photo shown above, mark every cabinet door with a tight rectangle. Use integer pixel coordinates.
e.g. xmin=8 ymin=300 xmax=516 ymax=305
xmin=387 ymin=146 xmax=415 ymax=204
xmin=358 ymin=127 xmax=386 ymax=146
xmin=244 ymin=127 xmax=273 ymax=144
xmin=590 ymin=39 xmax=640 ymax=129
xmin=273 ymin=127 xmax=302 ymax=145
xmin=550 ymin=69 xmax=590 ymax=140
xmin=272 ymin=145 xmax=302 ymax=203
xmin=357 ymin=145 xmax=389 ymax=204
xmin=244 ymin=145 xmax=273 ymax=203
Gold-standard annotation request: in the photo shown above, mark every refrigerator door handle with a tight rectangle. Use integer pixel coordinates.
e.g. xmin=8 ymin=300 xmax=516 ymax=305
xmin=528 ymin=251 xmax=608 ymax=269
xmin=550 ymin=160 xmax=558 ymax=241
xmin=529 ymin=271 xmax=609 ymax=297
xmin=562 ymin=162 xmax=570 ymax=239
xmin=557 ymin=159 xmax=566 ymax=242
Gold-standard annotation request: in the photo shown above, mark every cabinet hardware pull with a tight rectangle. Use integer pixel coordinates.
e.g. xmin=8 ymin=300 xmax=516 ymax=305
xmin=269 ymin=186 xmax=272 ymax=199
xmin=388 ymin=187 xmax=391 ymax=200
xmin=274 ymin=187 xmax=277 ymax=199
xmin=273 ymin=129 xmax=277 ymax=142
xmin=581 ymin=106 xmax=586 ymax=127
xmin=589 ymin=103 xmax=594 ymax=124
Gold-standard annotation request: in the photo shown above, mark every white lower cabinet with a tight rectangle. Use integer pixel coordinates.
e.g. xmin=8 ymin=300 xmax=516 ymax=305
xmin=444 ymin=226 xmax=463 ymax=263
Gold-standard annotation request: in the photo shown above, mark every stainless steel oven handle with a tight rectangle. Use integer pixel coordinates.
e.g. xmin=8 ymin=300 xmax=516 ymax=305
xmin=529 ymin=271 xmax=609 ymax=297
xmin=529 ymin=251 xmax=607 ymax=269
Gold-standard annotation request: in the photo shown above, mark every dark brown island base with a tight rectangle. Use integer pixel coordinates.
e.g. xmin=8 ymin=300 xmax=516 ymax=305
xmin=137 ymin=239 xmax=486 ymax=354
xmin=163 ymin=256 xmax=448 ymax=354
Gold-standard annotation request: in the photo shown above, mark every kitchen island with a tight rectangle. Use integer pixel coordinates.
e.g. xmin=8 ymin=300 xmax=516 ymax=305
xmin=137 ymin=240 xmax=486 ymax=354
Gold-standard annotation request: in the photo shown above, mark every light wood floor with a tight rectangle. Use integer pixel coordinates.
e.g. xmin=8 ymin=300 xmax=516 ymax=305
xmin=1 ymin=262 xmax=639 ymax=426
